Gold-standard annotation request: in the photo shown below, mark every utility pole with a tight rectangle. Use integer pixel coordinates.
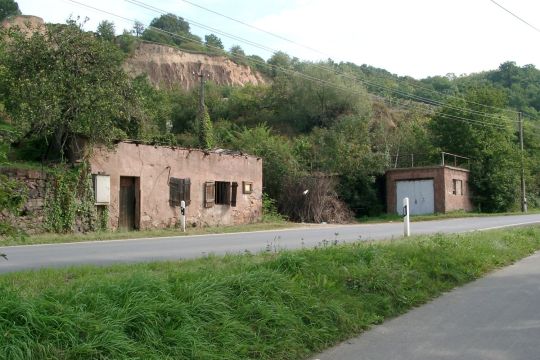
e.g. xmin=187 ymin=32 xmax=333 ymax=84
xmin=197 ymin=70 xmax=205 ymax=112
xmin=519 ymin=112 xmax=527 ymax=212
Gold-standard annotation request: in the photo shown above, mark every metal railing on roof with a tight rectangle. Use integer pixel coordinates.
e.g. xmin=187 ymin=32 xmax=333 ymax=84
xmin=391 ymin=152 xmax=470 ymax=169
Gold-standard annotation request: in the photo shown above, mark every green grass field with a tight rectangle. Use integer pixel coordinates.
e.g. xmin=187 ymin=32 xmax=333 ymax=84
xmin=1 ymin=226 xmax=540 ymax=359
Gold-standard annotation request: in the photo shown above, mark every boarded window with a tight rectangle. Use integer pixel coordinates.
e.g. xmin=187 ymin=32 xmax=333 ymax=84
xmin=170 ymin=178 xmax=191 ymax=206
xmin=215 ymin=181 xmax=231 ymax=205
xmin=231 ymin=182 xmax=238 ymax=207
xmin=242 ymin=181 xmax=253 ymax=194
xmin=205 ymin=182 xmax=215 ymax=208
xmin=453 ymin=179 xmax=463 ymax=195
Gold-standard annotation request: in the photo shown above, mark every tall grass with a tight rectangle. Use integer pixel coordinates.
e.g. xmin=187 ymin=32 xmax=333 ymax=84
xmin=1 ymin=226 xmax=540 ymax=359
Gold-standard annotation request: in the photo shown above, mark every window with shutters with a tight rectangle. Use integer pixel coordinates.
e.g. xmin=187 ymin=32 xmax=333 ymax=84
xmin=231 ymin=182 xmax=238 ymax=207
xmin=204 ymin=182 xmax=215 ymax=208
xmin=169 ymin=177 xmax=191 ymax=207
xmin=215 ymin=181 xmax=231 ymax=205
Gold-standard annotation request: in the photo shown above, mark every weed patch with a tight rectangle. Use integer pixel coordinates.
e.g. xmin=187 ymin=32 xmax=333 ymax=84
xmin=1 ymin=227 xmax=540 ymax=359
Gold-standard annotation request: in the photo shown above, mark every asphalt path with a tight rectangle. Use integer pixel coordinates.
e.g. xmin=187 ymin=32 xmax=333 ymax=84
xmin=311 ymin=249 xmax=540 ymax=360
xmin=1 ymin=214 xmax=540 ymax=273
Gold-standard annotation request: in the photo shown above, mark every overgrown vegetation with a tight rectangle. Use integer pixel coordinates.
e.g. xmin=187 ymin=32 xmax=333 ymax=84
xmin=1 ymin=226 xmax=539 ymax=359
xmin=2 ymin=4 xmax=540 ymax=230
xmin=44 ymin=163 xmax=99 ymax=233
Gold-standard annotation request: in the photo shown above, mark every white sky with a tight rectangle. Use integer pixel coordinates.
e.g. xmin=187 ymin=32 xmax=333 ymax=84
xmin=15 ymin=0 xmax=540 ymax=79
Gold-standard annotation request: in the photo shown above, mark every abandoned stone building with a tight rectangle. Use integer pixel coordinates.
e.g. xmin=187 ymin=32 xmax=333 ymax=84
xmin=89 ymin=141 xmax=262 ymax=230
xmin=386 ymin=153 xmax=473 ymax=215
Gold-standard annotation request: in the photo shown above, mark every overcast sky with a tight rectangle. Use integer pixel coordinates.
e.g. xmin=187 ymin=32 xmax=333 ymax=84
xmin=15 ymin=0 xmax=540 ymax=79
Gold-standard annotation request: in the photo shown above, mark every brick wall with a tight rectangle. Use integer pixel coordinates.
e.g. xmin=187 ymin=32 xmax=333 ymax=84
xmin=386 ymin=166 xmax=473 ymax=214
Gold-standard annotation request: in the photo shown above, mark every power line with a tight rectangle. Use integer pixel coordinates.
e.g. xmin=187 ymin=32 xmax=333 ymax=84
xmin=489 ymin=0 xmax=540 ymax=34
xmin=149 ymin=0 xmax=331 ymax=59
xmin=66 ymin=0 xmax=516 ymax=130
xmin=135 ymin=0 xmax=522 ymax=116
xmin=124 ymin=0 xmax=519 ymax=123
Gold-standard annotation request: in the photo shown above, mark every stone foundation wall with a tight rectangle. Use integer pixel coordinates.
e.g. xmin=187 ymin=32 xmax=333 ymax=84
xmin=0 ymin=168 xmax=47 ymax=234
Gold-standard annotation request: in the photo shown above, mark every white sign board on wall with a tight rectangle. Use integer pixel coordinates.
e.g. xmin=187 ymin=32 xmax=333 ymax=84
xmin=93 ymin=174 xmax=111 ymax=205
xmin=396 ymin=179 xmax=434 ymax=215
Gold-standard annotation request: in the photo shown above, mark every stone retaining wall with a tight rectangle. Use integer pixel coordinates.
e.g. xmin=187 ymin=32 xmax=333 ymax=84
xmin=0 ymin=168 xmax=47 ymax=234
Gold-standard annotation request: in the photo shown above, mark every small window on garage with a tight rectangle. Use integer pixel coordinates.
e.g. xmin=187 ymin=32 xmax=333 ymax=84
xmin=242 ymin=181 xmax=253 ymax=194
xmin=453 ymin=179 xmax=463 ymax=195
xmin=170 ymin=178 xmax=191 ymax=207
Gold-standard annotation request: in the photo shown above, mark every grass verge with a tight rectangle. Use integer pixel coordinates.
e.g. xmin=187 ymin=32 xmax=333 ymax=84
xmin=357 ymin=209 xmax=540 ymax=223
xmin=1 ymin=226 xmax=540 ymax=359
xmin=1 ymin=221 xmax=297 ymax=247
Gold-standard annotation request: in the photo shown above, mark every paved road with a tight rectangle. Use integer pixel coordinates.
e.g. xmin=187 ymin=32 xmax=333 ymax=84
xmin=312 ymin=249 xmax=540 ymax=360
xmin=1 ymin=214 xmax=539 ymax=273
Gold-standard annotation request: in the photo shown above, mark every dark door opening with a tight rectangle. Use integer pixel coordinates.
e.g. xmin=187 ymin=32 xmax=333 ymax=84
xmin=119 ymin=176 xmax=139 ymax=230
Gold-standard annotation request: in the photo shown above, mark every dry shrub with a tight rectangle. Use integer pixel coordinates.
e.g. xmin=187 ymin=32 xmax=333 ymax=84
xmin=279 ymin=174 xmax=353 ymax=223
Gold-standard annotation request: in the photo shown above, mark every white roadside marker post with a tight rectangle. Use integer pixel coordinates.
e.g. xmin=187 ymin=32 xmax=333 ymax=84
xmin=403 ymin=197 xmax=410 ymax=237
xmin=180 ymin=200 xmax=186 ymax=233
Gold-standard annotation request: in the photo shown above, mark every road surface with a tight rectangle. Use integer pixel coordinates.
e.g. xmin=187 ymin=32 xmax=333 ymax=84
xmin=1 ymin=214 xmax=539 ymax=273
xmin=312 ymin=249 xmax=540 ymax=360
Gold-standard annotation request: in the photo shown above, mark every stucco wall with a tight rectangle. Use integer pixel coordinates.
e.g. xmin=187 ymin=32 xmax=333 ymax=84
xmin=90 ymin=143 xmax=263 ymax=230
xmin=386 ymin=166 xmax=472 ymax=214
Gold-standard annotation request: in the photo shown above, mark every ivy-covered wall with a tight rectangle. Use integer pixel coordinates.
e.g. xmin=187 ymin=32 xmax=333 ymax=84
xmin=0 ymin=165 xmax=107 ymax=235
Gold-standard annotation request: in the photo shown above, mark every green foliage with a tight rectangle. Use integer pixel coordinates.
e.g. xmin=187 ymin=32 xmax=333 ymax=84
xmin=232 ymin=125 xmax=299 ymax=201
xmin=229 ymin=45 xmax=247 ymax=65
xmin=0 ymin=174 xmax=26 ymax=238
xmin=262 ymin=193 xmax=285 ymax=222
xmin=0 ymin=227 xmax=539 ymax=358
xmin=269 ymin=62 xmax=371 ymax=133
xmin=0 ymin=0 xmax=20 ymax=22
xmin=430 ymin=86 xmax=520 ymax=212
xmin=96 ymin=20 xmax=115 ymax=42
xmin=44 ymin=164 xmax=97 ymax=233
xmin=142 ymin=13 xmax=202 ymax=50
xmin=0 ymin=142 xmax=26 ymax=239
xmin=204 ymin=33 xmax=224 ymax=52
xmin=132 ymin=20 xmax=144 ymax=37
xmin=197 ymin=106 xmax=214 ymax=149
xmin=116 ymin=30 xmax=138 ymax=55
xmin=0 ymin=21 xmax=144 ymax=155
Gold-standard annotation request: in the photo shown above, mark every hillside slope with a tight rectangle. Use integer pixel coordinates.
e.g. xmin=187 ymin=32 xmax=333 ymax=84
xmin=123 ymin=42 xmax=268 ymax=90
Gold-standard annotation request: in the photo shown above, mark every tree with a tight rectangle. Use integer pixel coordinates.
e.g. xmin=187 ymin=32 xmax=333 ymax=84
xmin=116 ymin=29 xmax=137 ymax=54
xmin=142 ymin=13 xmax=202 ymax=49
xmin=0 ymin=0 xmax=20 ymax=22
xmin=430 ymin=86 xmax=520 ymax=212
xmin=132 ymin=20 xmax=144 ymax=37
xmin=96 ymin=20 xmax=115 ymax=42
xmin=204 ymin=34 xmax=223 ymax=50
xmin=0 ymin=21 xmax=145 ymax=159
xmin=229 ymin=45 xmax=246 ymax=65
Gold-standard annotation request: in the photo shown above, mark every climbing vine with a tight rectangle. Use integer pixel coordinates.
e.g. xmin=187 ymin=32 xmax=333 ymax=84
xmin=44 ymin=162 xmax=102 ymax=233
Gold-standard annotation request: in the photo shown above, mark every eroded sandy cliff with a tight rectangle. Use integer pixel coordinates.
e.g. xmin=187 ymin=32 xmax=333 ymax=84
xmin=123 ymin=42 xmax=268 ymax=90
